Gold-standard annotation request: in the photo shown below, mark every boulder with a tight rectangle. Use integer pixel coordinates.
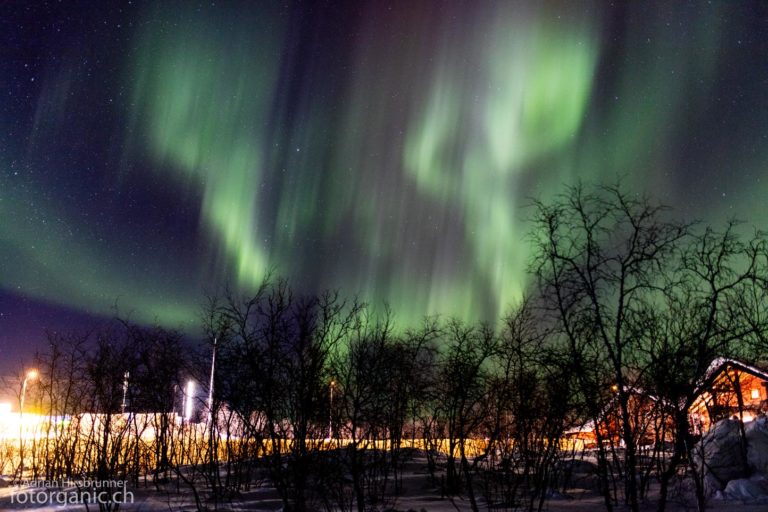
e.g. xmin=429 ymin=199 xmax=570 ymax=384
xmin=545 ymin=489 xmax=571 ymax=500
xmin=723 ymin=475 xmax=768 ymax=503
xmin=557 ymin=459 xmax=598 ymax=475
xmin=694 ymin=418 xmax=748 ymax=494
xmin=746 ymin=415 xmax=768 ymax=473
xmin=555 ymin=458 xmax=600 ymax=491
xmin=567 ymin=473 xmax=601 ymax=492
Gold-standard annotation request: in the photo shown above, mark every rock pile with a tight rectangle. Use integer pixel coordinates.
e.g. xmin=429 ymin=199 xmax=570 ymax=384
xmin=697 ymin=415 xmax=768 ymax=503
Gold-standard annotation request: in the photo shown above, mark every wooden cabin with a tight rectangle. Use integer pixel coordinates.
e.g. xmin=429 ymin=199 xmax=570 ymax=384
xmin=563 ymin=387 xmax=674 ymax=451
xmin=689 ymin=358 xmax=768 ymax=433
xmin=563 ymin=358 xmax=768 ymax=451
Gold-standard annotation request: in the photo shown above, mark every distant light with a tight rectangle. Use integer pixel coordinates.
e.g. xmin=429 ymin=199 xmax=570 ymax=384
xmin=185 ymin=381 xmax=195 ymax=422
xmin=0 ymin=403 xmax=11 ymax=414
xmin=26 ymin=369 xmax=39 ymax=380
xmin=751 ymin=388 xmax=761 ymax=400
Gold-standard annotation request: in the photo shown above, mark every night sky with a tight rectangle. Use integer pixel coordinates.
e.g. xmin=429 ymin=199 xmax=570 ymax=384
xmin=2 ymin=1 xmax=768 ymax=369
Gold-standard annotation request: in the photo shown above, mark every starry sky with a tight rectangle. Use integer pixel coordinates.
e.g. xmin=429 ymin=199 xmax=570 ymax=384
xmin=2 ymin=1 xmax=768 ymax=369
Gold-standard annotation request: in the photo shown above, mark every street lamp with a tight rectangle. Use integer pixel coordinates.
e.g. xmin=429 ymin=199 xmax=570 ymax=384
xmin=20 ymin=369 xmax=38 ymax=414
xmin=185 ymin=380 xmax=195 ymax=424
xmin=121 ymin=371 xmax=130 ymax=414
xmin=207 ymin=337 xmax=217 ymax=426
xmin=19 ymin=369 xmax=38 ymax=479
xmin=329 ymin=380 xmax=336 ymax=440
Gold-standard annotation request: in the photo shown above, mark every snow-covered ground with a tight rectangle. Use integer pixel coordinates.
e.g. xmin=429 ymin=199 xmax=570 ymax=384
xmin=1 ymin=458 xmax=766 ymax=511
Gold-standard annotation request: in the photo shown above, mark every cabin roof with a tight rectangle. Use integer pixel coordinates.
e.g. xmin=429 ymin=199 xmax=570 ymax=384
xmin=696 ymin=357 xmax=768 ymax=395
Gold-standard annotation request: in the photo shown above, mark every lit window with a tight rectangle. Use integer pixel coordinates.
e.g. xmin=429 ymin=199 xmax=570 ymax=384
xmin=751 ymin=388 xmax=761 ymax=400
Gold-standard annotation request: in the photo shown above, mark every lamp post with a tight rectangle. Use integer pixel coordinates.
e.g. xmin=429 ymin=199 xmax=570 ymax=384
xmin=121 ymin=371 xmax=130 ymax=414
xmin=19 ymin=369 xmax=38 ymax=479
xmin=329 ymin=380 xmax=336 ymax=440
xmin=185 ymin=380 xmax=195 ymax=424
xmin=207 ymin=338 xmax=217 ymax=426
xmin=20 ymin=369 xmax=38 ymax=414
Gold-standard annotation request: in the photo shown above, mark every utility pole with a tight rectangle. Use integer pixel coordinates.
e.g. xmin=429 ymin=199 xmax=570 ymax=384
xmin=185 ymin=380 xmax=195 ymax=424
xmin=329 ymin=380 xmax=335 ymax=439
xmin=207 ymin=337 xmax=217 ymax=425
xmin=19 ymin=369 xmax=38 ymax=479
xmin=121 ymin=371 xmax=130 ymax=414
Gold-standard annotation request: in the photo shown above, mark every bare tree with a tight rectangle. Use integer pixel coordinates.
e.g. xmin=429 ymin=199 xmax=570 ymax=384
xmin=529 ymin=183 xmax=687 ymax=512
xmin=431 ymin=319 xmax=498 ymax=511
xmin=486 ymin=299 xmax=579 ymax=512
xmin=331 ymin=308 xmax=396 ymax=512
xmin=640 ymin=221 xmax=768 ymax=512
xmin=35 ymin=331 xmax=90 ymax=481
xmin=204 ymin=279 xmax=362 ymax=512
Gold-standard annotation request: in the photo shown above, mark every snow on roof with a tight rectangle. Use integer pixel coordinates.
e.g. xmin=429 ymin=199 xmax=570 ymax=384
xmin=705 ymin=357 xmax=768 ymax=381
xmin=696 ymin=357 xmax=768 ymax=395
xmin=565 ymin=420 xmax=595 ymax=435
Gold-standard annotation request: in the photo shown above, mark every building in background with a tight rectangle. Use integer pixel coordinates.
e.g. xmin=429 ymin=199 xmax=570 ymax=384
xmin=690 ymin=358 xmax=768 ymax=432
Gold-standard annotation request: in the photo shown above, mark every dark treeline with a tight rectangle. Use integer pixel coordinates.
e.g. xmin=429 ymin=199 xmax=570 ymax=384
xmin=8 ymin=184 xmax=768 ymax=512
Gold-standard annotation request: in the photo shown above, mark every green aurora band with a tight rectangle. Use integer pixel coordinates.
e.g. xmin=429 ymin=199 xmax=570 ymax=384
xmin=2 ymin=2 xmax=766 ymax=328
xmin=0 ymin=175 xmax=198 ymax=325
xmin=128 ymin=3 xmax=600 ymax=323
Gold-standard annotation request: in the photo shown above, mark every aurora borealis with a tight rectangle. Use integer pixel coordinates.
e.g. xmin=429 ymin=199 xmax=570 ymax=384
xmin=2 ymin=1 xmax=768 ymax=364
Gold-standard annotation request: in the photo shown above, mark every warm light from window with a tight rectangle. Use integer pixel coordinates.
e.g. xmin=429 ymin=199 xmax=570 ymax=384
xmin=751 ymin=388 xmax=761 ymax=400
